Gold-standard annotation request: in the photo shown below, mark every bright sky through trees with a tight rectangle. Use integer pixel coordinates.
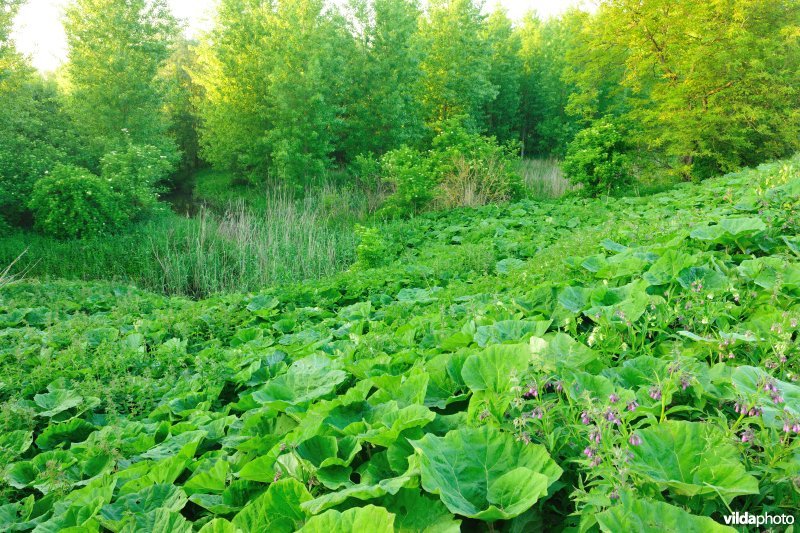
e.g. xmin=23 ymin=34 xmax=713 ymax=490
xmin=12 ymin=0 xmax=585 ymax=71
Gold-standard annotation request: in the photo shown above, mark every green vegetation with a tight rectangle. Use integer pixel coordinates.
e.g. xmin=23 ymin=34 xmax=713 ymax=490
xmin=2 ymin=0 xmax=800 ymax=530
xmin=2 ymin=157 xmax=799 ymax=530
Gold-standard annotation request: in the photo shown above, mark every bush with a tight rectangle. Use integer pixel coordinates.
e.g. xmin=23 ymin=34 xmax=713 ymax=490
xmin=562 ymin=118 xmax=631 ymax=196
xmin=378 ymin=146 xmax=435 ymax=217
xmin=28 ymin=164 xmax=125 ymax=239
xmin=379 ymin=118 xmax=523 ymax=217
xmin=100 ymin=143 xmax=177 ymax=220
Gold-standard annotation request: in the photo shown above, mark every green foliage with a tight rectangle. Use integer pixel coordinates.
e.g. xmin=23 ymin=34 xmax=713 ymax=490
xmin=338 ymin=0 xmax=425 ymax=160
xmin=63 ymin=0 xmax=178 ymax=163
xmin=28 ymin=165 xmax=125 ymax=239
xmin=380 ymin=118 xmax=523 ymax=216
xmin=2 ymin=157 xmax=800 ymax=530
xmin=100 ymin=142 xmax=177 ymax=220
xmin=568 ymin=0 xmax=800 ymax=179
xmin=418 ymin=0 xmax=496 ymax=130
xmin=562 ymin=118 xmax=631 ymax=195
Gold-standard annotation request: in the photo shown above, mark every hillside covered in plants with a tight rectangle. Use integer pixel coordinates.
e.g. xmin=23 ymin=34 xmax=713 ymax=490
xmin=1 ymin=157 xmax=799 ymax=531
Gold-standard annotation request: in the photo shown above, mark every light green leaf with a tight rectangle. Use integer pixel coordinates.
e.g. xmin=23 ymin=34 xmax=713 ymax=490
xmin=297 ymin=505 xmax=395 ymax=533
xmin=596 ymin=491 xmax=735 ymax=532
xmin=411 ymin=426 xmax=561 ymax=520
xmin=629 ymin=421 xmax=759 ymax=503
xmin=231 ymin=478 xmax=311 ymax=533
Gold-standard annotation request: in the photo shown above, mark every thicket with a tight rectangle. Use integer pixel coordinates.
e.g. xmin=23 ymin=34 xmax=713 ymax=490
xmin=1 ymin=0 xmax=799 ymax=234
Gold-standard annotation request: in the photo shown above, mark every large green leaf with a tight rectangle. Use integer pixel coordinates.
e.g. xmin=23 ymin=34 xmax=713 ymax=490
xmin=250 ymin=355 xmax=348 ymax=411
xmin=33 ymin=388 xmax=83 ymax=418
xmin=461 ymin=344 xmax=530 ymax=394
xmin=629 ymin=421 xmax=759 ymax=503
xmin=35 ymin=419 xmax=96 ymax=450
xmin=473 ymin=319 xmax=551 ymax=348
xmin=410 ymin=426 xmax=561 ymax=520
xmin=297 ymin=505 xmax=395 ymax=533
xmin=100 ymin=484 xmax=187 ymax=525
xmin=379 ymin=489 xmax=461 ymax=533
xmin=231 ymin=478 xmax=311 ymax=533
xmin=596 ymin=492 xmax=736 ymax=532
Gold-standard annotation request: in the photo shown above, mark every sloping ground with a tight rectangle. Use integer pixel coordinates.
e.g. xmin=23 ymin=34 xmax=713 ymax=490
xmin=1 ymin=156 xmax=799 ymax=531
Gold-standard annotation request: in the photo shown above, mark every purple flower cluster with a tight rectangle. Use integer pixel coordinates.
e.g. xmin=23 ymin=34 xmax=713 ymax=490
xmin=761 ymin=378 xmax=785 ymax=404
xmin=649 ymin=387 xmax=662 ymax=400
xmin=734 ymin=402 xmax=762 ymax=417
xmin=604 ymin=408 xmax=621 ymax=426
xmin=523 ymin=382 xmax=538 ymax=398
xmin=628 ymin=433 xmax=642 ymax=446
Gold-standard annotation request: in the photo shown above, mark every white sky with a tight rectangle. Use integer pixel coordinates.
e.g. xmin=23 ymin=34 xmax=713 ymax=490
xmin=12 ymin=0 xmax=586 ymax=72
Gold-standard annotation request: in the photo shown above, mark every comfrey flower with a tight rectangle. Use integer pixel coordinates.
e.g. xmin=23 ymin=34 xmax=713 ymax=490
xmin=583 ymin=446 xmax=596 ymax=459
xmin=605 ymin=409 xmax=621 ymax=425
xmin=649 ymin=387 xmax=662 ymax=400
xmin=528 ymin=407 xmax=544 ymax=419
xmin=628 ymin=434 xmax=642 ymax=446
xmin=581 ymin=411 xmax=592 ymax=425
xmin=627 ymin=401 xmax=639 ymax=412
xmin=740 ymin=429 xmax=755 ymax=443
xmin=609 ymin=393 xmax=619 ymax=403
xmin=523 ymin=383 xmax=539 ymax=398
xmin=589 ymin=428 xmax=602 ymax=443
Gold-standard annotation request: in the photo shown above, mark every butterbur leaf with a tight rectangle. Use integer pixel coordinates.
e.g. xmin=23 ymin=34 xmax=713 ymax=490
xmin=0 ymin=430 xmax=33 ymax=462
xmin=118 ymin=508 xmax=193 ymax=533
xmin=411 ymin=426 xmax=561 ymax=520
xmin=197 ymin=519 xmax=237 ymax=533
xmin=380 ymin=489 xmax=461 ymax=533
xmin=629 ymin=421 xmax=759 ymax=503
xmin=596 ymin=491 xmax=735 ymax=532
xmin=529 ymin=333 xmax=600 ymax=374
xmin=251 ymin=355 xmax=348 ymax=410
xmin=184 ymin=459 xmax=230 ymax=494
xmin=473 ymin=319 xmax=551 ymax=347
xmin=231 ymin=478 xmax=311 ymax=533
xmin=33 ymin=388 xmax=83 ymax=418
xmin=100 ymin=484 xmax=187 ymax=524
xmin=301 ymin=457 xmax=418 ymax=514
xmin=36 ymin=419 xmax=95 ymax=450
xmin=461 ymin=343 xmax=530 ymax=394
xmin=297 ymin=505 xmax=395 ymax=533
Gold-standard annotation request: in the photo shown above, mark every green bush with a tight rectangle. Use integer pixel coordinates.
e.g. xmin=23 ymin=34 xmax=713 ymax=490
xmin=562 ymin=118 xmax=631 ymax=196
xmin=100 ymin=143 xmax=177 ymax=220
xmin=379 ymin=118 xmax=523 ymax=217
xmin=28 ymin=164 xmax=125 ymax=239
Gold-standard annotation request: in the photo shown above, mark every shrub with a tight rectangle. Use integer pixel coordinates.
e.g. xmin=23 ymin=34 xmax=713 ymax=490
xmin=379 ymin=118 xmax=523 ymax=217
xmin=100 ymin=143 xmax=177 ymax=220
xmin=29 ymin=164 xmax=125 ymax=239
xmin=378 ymin=146 xmax=434 ymax=217
xmin=562 ymin=118 xmax=631 ymax=196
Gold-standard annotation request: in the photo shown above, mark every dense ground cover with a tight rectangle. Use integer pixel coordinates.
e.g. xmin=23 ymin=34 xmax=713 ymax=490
xmin=1 ymin=156 xmax=799 ymax=531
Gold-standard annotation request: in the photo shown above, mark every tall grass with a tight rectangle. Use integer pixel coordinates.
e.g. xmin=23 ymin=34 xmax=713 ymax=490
xmin=0 ymin=249 xmax=28 ymax=290
xmin=519 ymin=158 xmax=572 ymax=198
xmin=150 ymin=186 xmax=362 ymax=297
xmin=0 ymin=184 xmax=365 ymax=297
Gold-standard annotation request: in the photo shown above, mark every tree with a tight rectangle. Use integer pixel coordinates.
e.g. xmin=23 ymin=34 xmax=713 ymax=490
xmin=518 ymin=11 xmax=586 ymax=157
xmin=194 ymin=0 xmax=349 ymax=184
xmin=63 ymin=0 xmax=179 ymax=165
xmin=338 ymin=0 xmax=424 ymax=161
xmin=1 ymin=1 xmax=84 ymax=227
xmin=160 ymin=37 xmax=203 ymax=186
xmin=569 ymin=0 xmax=800 ymax=179
xmin=482 ymin=7 xmax=521 ymax=145
xmin=417 ymin=0 xmax=495 ymax=132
